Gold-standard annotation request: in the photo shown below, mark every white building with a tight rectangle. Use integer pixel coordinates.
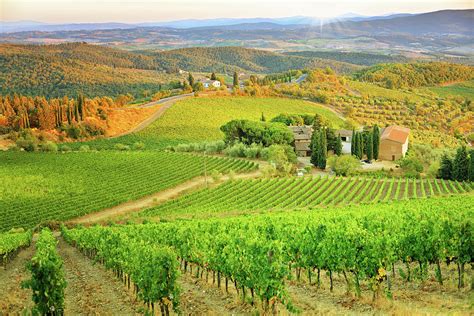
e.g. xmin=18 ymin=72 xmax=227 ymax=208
xmin=200 ymin=79 xmax=221 ymax=89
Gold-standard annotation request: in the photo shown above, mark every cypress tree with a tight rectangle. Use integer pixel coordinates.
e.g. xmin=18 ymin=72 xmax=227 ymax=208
xmin=373 ymin=125 xmax=380 ymax=160
xmin=310 ymin=129 xmax=321 ymax=167
xmin=439 ymin=154 xmax=453 ymax=180
xmin=358 ymin=133 xmax=364 ymax=160
xmin=233 ymin=72 xmax=239 ymax=87
xmin=351 ymin=129 xmax=356 ymax=156
xmin=188 ymin=73 xmax=195 ymax=87
xmin=366 ymin=132 xmax=373 ymax=161
xmin=453 ymin=146 xmax=469 ymax=181
xmin=319 ymin=129 xmax=327 ymax=169
xmin=334 ymin=133 xmax=342 ymax=156
xmin=469 ymin=149 xmax=474 ymax=182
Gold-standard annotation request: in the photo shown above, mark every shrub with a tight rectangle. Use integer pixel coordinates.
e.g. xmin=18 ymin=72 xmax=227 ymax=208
xmin=60 ymin=145 xmax=72 ymax=152
xmin=132 ymin=142 xmax=146 ymax=150
xmin=65 ymin=123 xmax=82 ymax=139
xmin=15 ymin=133 xmax=38 ymax=152
xmin=224 ymin=143 xmax=247 ymax=157
xmin=80 ymin=118 xmax=106 ymax=137
xmin=114 ymin=143 xmax=130 ymax=151
xmin=40 ymin=141 xmax=58 ymax=152
xmin=79 ymin=145 xmax=91 ymax=152
xmin=327 ymin=155 xmax=361 ymax=176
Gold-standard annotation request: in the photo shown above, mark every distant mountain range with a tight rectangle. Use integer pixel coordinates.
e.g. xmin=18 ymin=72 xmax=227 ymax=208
xmin=0 ymin=12 xmax=418 ymax=33
xmin=0 ymin=10 xmax=472 ymax=57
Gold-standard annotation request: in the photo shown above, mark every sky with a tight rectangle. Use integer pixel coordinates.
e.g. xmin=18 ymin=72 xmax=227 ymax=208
xmin=1 ymin=0 xmax=472 ymax=23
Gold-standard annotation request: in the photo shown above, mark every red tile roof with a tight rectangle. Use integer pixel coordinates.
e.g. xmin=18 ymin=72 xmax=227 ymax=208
xmin=381 ymin=126 xmax=410 ymax=144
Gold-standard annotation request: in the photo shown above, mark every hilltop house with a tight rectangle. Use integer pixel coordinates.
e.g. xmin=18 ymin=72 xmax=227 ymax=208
xmin=200 ymin=79 xmax=221 ymax=89
xmin=379 ymin=126 xmax=410 ymax=161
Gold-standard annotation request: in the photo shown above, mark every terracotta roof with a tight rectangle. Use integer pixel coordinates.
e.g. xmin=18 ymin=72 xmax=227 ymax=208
xmin=381 ymin=126 xmax=410 ymax=144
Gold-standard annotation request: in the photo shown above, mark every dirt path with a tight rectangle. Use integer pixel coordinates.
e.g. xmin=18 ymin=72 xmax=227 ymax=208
xmin=57 ymin=238 xmax=141 ymax=315
xmin=0 ymin=246 xmax=35 ymax=313
xmin=112 ymin=93 xmax=194 ymax=138
xmin=179 ymin=273 xmax=251 ymax=315
xmin=69 ymin=168 xmax=262 ymax=225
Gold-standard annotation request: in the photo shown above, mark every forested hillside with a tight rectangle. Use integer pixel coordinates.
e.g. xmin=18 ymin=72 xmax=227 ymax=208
xmin=0 ymin=44 xmax=361 ymax=98
xmin=0 ymin=43 xmax=181 ymax=98
xmin=150 ymin=47 xmax=361 ymax=74
xmin=354 ymin=62 xmax=474 ymax=89
xmin=285 ymin=51 xmax=408 ymax=66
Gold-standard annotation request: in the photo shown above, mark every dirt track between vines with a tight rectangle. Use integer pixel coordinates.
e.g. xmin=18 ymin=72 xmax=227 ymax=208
xmin=69 ymin=167 xmax=263 ymax=225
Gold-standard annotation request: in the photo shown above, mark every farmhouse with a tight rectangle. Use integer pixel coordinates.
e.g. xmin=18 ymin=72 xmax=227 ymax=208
xmin=336 ymin=129 xmax=353 ymax=154
xmin=200 ymin=79 xmax=221 ymax=89
xmin=289 ymin=125 xmax=312 ymax=157
xmin=379 ymin=126 xmax=410 ymax=161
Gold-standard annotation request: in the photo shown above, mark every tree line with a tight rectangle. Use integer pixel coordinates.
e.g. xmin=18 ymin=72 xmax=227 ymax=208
xmin=0 ymin=93 xmax=125 ymax=136
xmin=354 ymin=62 xmax=474 ymax=89
xmin=438 ymin=146 xmax=474 ymax=182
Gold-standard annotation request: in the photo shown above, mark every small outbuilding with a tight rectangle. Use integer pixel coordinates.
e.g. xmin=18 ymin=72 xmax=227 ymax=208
xmin=379 ymin=126 xmax=410 ymax=161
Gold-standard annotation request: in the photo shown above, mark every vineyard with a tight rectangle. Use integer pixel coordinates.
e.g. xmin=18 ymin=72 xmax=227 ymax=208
xmin=61 ymin=195 xmax=474 ymax=313
xmin=336 ymin=80 xmax=474 ymax=147
xmin=0 ymin=151 xmax=256 ymax=232
xmin=0 ymin=230 xmax=32 ymax=265
xmin=142 ymin=176 xmax=474 ymax=219
xmin=72 ymin=97 xmax=346 ymax=150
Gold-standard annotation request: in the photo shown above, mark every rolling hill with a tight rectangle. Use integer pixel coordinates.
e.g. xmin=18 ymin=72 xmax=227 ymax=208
xmin=0 ymin=43 xmax=361 ymax=97
xmin=150 ymin=46 xmax=361 ymax=74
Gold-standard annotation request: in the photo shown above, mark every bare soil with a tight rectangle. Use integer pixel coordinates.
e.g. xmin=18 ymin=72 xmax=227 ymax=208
xmin=0 ymin=245 xmax=35 ymax=314
xmin=57 ymin=238 xmax=142 ymax=315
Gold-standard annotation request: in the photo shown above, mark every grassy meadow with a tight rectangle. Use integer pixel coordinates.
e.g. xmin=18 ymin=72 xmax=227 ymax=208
xmin=72 ymin=96 xmax=346 ymax=150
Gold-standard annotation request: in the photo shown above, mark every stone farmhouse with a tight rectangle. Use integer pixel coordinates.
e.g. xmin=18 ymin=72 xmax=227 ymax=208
xmin=288 ymin=125 xmax=410 ymax=160
xmin=379 ymin=126 xmax=410 ymax=161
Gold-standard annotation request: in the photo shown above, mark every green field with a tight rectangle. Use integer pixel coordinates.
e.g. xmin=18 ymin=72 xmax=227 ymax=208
xmin=423 ymin=80 xmax=474 ymax=100
xmin=141 ymin=176 xmax=473 ymax=220
xmin=74 ymin=97 xmax=346 ymax=150
xmin=0 ymin=151 xmax=256 ymax=232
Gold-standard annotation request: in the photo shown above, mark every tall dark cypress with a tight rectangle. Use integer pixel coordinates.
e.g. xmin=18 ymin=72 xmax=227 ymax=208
xmin=351 ymin=129 xmax=356 ymax=156
xmin=373 ymin=125 xmax=380 ymax=160
xmin=367 ymin=132 xmax=373 ymax=161
xmin=319 ymin=128 xmax=327 ymax=169
xmin=358 ymin=133 xmax=364 ymax=160
xmin=453 ymin=146 xmax=469 ymax=181
xmin=439 ymin=154 xmax=453 ymax=180
xmin=310 ymin=129 xmax=321 ymax=167
xmin=468 ymin=149 xmax=474 ymax=182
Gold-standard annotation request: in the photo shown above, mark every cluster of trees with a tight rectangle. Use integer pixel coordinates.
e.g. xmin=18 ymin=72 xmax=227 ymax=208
xmin=309 ymin=115 xmax=345 ymax=169
xmin=354 ymin=62 xmax=474 ymax=89
xmin=270 ymin=113 xmax=318 ymax=126
xmin=438 ymin=146 xmax=474 ymax=182
xmin=220 ymin=119 xmax=294 ymax=147
xmin=0 ymin=94 xmax=123 ymax=137
xmin=350 ymin=126 xmax=380 ymax=160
